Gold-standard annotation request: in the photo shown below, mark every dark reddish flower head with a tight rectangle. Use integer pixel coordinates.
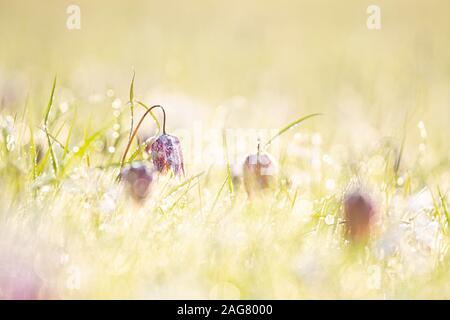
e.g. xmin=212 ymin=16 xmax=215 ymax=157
xmin=343 ymin=190 xmax=377 ymax=243
xmin=120 ymin=162 xmax=154 ymax=201
xmin=243 ymin=152 xmax=277 ymax=198
xmin=147 ymin=134 xmax=185 ymax=177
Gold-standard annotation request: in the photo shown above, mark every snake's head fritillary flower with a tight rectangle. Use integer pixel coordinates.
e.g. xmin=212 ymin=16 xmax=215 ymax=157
xmin=120 ymin=162 xmax=154 ymax=201
xmin=147 ymin=134 xmax=185 ymax=177
xmin=120 ymin=101 xmax=185 ymax=178
xmin=344 ymin=190 xmax=377 ymax=243
xmin=243 ymin=151 xmax=277 ymax=199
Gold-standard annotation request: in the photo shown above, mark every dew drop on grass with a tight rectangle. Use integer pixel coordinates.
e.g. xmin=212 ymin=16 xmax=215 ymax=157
xmin=420 ymin=128 xmax=427 ymax=139
xmin=59 ymin=101 xmax=69 ymax=113
xmin=418 ymin=121 xmax=428 ymax=138
xmin=6 ymin=134 xmax=15 ymax=151
xmin=112 ymin=98 xmax=122 ymax=109
xmin=324 ymin=214 xmax=335 ymax=225
xmin=108 ymin=146 xmax=116 ymax=154
xmin=94 ymin=140 xmax=105 ymax=152
xmin=106 ymin=89 xmax=115 ymax=98
xmin=322 ymin=154 xmax=333 ymax=165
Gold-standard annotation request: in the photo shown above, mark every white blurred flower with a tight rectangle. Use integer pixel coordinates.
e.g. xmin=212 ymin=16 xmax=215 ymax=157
xmin=414 ymin=213 xmax=440 ymax=250
xmin=407 ymin=187 xmax=434 ymax=216
xmin=98 ymin=188 xmax=119 ymax=214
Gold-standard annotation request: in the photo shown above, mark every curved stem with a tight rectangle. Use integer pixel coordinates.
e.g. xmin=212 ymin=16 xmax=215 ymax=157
xmin=137 ymin=101 xmax=161 ymax=134
xmin=161 ymin=106 xmax=166 ymax=135
xmin=120 ymin=104 xmax=166 ymax=168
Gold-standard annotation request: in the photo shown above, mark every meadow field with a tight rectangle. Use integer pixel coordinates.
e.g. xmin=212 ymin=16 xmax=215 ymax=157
xmin=0 ymin=0 xmax=449 ymax=299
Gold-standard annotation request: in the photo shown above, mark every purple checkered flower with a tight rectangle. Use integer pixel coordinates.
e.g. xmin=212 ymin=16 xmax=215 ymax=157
xmin=147 ymin=134 xmax=185 ymax=177
xmin=121 ymin=104 xmax=185 ymax=177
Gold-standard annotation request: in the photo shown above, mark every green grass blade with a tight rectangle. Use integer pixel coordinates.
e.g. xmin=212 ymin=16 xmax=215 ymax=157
xmin=264 ymin=113 xmax=323 ymax=148
xmin=58 ymin=122 xmax=112 ymax=178
xmin=28 ymin=114 xmax=37 ymax=180
xmin=44 ymin=76 xmax=57 ymax=125
xmin=130 ymin=70 xmax=135 ymax=102
xmin=42 ymin=129 xmax=65 ymax=149
xmin=36 ymin=149 xmax=51 ymax=177
xmin=222 ymin=129 xmax=233 ymax=195
xmin=128 ymin=71 xmax=136 ymax=142
xmin=63 ymin=108 xmax=77 ymax=161
xmin=438 ymin=187 xmax=450 ymax=227
xmin=210 ymin=177 xmax=228 ymax=213
xmin=164 ymin=172 xmax=205 ymax=198
xmin=43 ymin=76 xmax=58 ymax=174
xmin=125 ymin=143 xmax=147 ymax=164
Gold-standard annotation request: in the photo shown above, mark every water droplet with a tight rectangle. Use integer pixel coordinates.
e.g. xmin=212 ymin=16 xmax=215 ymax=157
xmin=6 ymin=134 xmax=15 ymax=151
xmin=112 ymin=98 xmax=122 ymax=110
xmin=324 ymin=214 xmax=335 ymax=225
xmin=106 ymin=89 xmax=115 ymax=98
xmin=59 ymin=101 xmax=69 ymax=113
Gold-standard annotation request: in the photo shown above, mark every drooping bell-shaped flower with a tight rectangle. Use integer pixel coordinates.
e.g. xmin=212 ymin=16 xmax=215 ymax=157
xmin=120 ymin=162 xmax=154 ymax=201
xmin=343 ymin=190 xmax=377 ymax=243
xmin=243 ymin=146 xmax=278 ymax=198
xmin=147 ymin=134 xmax=185 ymax=177
xmin=120 ymin=104 xmax=185 ymax=178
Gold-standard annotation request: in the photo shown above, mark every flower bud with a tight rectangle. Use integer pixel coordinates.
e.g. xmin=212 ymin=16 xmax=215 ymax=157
xmin=243 ymin=152 xmax=277 ymax=198
xmin=120 ymin=162 xmax=154 ymax=201
xmin=343 ymin=190 xmax=376 ymax=243
xmin=147 ymin=134 xmax=185 ymax=177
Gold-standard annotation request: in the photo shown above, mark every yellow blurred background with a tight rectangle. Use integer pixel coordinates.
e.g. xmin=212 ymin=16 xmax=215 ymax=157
xmin=0 ymin=1 xmax=449 ymax=126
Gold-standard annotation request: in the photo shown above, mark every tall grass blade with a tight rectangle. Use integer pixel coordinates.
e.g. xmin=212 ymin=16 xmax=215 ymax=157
xmin=264 ymin=113 xmax=322 ymax=148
